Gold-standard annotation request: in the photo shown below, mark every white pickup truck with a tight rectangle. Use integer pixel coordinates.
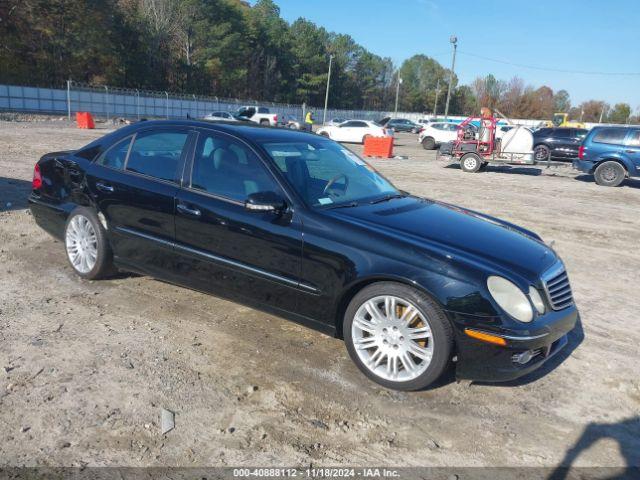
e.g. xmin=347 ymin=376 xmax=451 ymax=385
xmin=237 ymin=106 xmax=278 ymax=126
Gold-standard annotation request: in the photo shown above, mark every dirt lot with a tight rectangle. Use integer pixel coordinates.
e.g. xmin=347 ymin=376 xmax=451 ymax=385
xmin=1 ymin=120 xmax=639 ymax=471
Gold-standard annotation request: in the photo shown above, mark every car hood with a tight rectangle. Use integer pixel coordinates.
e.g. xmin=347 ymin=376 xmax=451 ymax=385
xmin=327 ymin=196 xmax=557 ymax=281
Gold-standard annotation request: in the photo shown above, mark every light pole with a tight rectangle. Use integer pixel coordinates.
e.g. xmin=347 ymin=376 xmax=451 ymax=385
xmin=323 ymin=54 xmax=334 ymax=125
xmin=394 ymin=74 xmax=402 ymax=116
xmin=433 ymin=78 xmax=440 ymax=117
xmin=444 ymin=35 xmax=457 ymax=120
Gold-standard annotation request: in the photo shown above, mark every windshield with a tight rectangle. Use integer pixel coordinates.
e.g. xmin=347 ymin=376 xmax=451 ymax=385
xmin=260 ymin=138 xmax=398 ymax=208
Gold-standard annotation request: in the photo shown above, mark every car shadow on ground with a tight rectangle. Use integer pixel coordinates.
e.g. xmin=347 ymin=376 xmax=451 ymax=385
xmin=574 ymin=174 xmax=640 ymax=190
xmin=547 ymin=416 xmax=640 ymax=479
xmin=473 ymin=314 xmax=585 ymax=388
xmin=0 ymin=177 xmax=32 ymax=212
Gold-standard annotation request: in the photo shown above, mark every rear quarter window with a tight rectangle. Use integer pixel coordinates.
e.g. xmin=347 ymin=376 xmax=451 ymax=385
xmin=592 ymin=128 xmax=628 ymax=145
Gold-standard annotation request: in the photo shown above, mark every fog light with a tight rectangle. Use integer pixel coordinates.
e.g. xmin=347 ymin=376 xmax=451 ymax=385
xmin=512 ymin=350 xmax=535 ymax=365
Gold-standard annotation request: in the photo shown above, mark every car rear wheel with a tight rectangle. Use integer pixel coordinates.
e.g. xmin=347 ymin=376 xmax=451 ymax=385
xmin=344 ymin=282 xmax=453 ymax=391
xmin=260 ymin=119 xmax=270 ymax=126
xmin=460 ymin=153 xmax=482 ymax=173
xmin=421 ymin=136 xmax=436 ymax=150
xmin=534 ymin=144 xmax=551 ymax=161
xmin=594 ymin=161 xmax=626 ymax=187
xmin=64 ymin=207 xmax=114 ymax=280
xmin=319 ymin=131 xmax=330 ymax=138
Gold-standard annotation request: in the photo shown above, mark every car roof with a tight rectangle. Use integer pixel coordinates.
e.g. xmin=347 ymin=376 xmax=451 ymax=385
xmin=81 ymin=119 xmax=322 ymax=150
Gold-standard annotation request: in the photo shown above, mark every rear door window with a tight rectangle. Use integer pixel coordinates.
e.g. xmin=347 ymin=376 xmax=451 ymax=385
xmin=626 ymin=130 xmax=640 ymax=147
xmin=592 ymin=128 xmax=628 ymax=145
xmin=95 ymin=136 xmax=133 ymax=170
xmin=126 ymin=130 xmax=189 ymax=182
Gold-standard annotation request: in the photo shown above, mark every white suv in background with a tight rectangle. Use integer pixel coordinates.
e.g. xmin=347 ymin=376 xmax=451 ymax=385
xmin=418 ymin=122 xmax=460 ymax=150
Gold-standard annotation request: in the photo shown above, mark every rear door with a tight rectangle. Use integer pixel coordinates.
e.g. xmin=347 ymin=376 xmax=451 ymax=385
xmin=86 ymin=127 xmax=193 ymax=274
xmin=622 ymin=129 xmax=640 ymax=176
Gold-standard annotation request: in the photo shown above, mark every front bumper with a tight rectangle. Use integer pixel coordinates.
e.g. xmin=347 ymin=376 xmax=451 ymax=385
xmin=449 ymin=305 xmax=579 ymax=382
xmin=572 ymin=159 xmax=595 ymax=174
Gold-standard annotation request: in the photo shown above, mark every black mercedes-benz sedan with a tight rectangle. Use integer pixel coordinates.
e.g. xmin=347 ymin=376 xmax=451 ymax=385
xmin=29 ymin=120 xmax=578 ymax=391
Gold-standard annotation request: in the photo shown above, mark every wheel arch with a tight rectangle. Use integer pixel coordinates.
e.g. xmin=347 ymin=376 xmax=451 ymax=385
xmin=594 ymin=157 xmax=630 ymax=175
xmin=333 ymin=274 xmax=448 ymax=339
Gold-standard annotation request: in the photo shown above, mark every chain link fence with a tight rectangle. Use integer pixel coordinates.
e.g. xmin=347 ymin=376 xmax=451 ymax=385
xmin=0 ymin=81 xmax=418 ymax=124
xmin=5 ymin=81 xmax=602 ymax=128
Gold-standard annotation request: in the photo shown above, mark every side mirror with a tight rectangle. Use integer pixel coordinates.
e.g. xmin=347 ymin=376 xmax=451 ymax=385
xmin=245 ymin=191 xmax=286 ymax=213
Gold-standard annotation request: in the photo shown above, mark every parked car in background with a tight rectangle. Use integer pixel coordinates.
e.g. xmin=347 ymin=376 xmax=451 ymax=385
xmin=573 ymin=126 xmax=640 ymax=187
xmin=532 ymin=127 xmax=589 ymax=161
xmin=237 ymin=105 xmax=278 ymax=126
xmin=317 ymin=120 xmax=391 ymax=144
xmin=29 ymin=119 xmax=578 ymax=391
xmin=204 ymin=111 xmax=239 ymax=122
xmin=279 ymin=114 xmax=303 ymax=130
xmin=418 ymin=122 xmax=460 ymax=150
xmin=384 ymin=118 xmax=421 ymax=133
xmin=327 ymin=118 xmax=346 ymax=127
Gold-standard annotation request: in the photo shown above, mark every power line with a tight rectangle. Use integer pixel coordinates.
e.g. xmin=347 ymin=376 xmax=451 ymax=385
xmin=458 ymin=51 xmax=640 ymax=76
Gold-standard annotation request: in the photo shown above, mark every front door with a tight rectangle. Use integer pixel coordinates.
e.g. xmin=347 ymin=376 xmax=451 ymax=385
xmin=173 ymin=129 xmax=303 ymax=313
xmin=86 ymin=127 xmax=192 ymax=274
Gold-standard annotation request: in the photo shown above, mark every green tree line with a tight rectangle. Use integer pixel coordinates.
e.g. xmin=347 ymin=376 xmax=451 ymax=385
xmin=0 ymin=0 xmax=635 ymax=120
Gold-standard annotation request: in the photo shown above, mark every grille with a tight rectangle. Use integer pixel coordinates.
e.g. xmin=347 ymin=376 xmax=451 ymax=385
xmin=544 ymin=267 xmax=574 ymax=310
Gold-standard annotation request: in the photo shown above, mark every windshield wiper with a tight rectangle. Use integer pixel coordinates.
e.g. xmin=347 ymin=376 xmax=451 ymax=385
xmin=325 ymin=201 xmax=359 ymax=209
xmin=369 ymin=193 xmax=406 ymax=204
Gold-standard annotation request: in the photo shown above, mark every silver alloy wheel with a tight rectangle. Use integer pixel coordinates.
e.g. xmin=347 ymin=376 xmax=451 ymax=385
xmin=601 ymin=165 xmax=617 ymax=182
xmin=351 ymin=295 xmax=434 ymax=382
xmin=463 ymin=156 xmax=478 ymax=170
xmin=65 ymin=215 xmax=98 ymax=274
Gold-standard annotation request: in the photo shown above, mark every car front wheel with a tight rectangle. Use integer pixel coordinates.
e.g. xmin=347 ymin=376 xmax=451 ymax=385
xmin=344 ymin=282 xmax=453 ymax=391
xmin=594 ymin=161 xmax=626 ymax=187
xmin=421 ymin=136 xmax=436 ymax=150
xmin=64 ymin=207 xmax=114 ymax=280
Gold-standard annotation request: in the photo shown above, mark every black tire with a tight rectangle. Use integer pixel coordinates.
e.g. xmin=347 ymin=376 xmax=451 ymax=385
xmin=259 ymin=119 xmax=270 ymax=126
xmin=319 ymin=131 xmax=330 ymax=138
xmin=421 ymin=136 xmax=436 ymax=150
xmin=594 ymin=161 xmax=626 ymax=187
xmin=64 ymin=207 xmax=114 ymax=280
xmin=460 ymin=153 xmax=482 ymax=173
xmin=534 ymin=144 xmax=551 ymax=161
xmin=343 ymin=282 xmax=454 ymax=391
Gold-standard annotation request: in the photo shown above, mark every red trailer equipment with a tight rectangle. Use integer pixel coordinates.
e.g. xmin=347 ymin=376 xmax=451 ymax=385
xmin=437 ymin=108 xmax=561 ymax=173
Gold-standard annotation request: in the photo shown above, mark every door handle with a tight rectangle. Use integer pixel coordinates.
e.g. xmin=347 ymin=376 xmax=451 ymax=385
xmin=177 ymin=203 xmax=201 ymax=217
xmin=625 ymin=149 xmax=636 ymax=154
xmin=95 ymin=182 xmax=114 ymax=193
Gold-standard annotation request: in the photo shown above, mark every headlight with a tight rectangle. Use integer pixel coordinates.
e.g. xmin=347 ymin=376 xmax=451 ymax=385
xmin=487 ymin=276 xmax=533 ymax=323
xmin=529 ymin=286 xmax=546 ymax=315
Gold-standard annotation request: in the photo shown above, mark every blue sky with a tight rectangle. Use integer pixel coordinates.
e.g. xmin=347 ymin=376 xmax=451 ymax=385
xmin=258 ymin=0 xmax=640 ymax=111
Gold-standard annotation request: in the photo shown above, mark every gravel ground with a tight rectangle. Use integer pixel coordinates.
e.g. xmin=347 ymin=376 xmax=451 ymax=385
xmin=0 ymin=120 xmax=639 ymax=471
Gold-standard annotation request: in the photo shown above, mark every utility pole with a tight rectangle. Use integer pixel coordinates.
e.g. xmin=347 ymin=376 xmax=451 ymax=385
xmin=66 ymin=79 xmax=71 ymax=121
xmin=323 ymin=54 xmax=334 ymax=125
xmin=433 ymin=78 xmax=440 ymax=117
xmin=444 ymin=35 xmax=458 ymax=120
xmin=394 ymin=74 xmax=402 ymax=116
